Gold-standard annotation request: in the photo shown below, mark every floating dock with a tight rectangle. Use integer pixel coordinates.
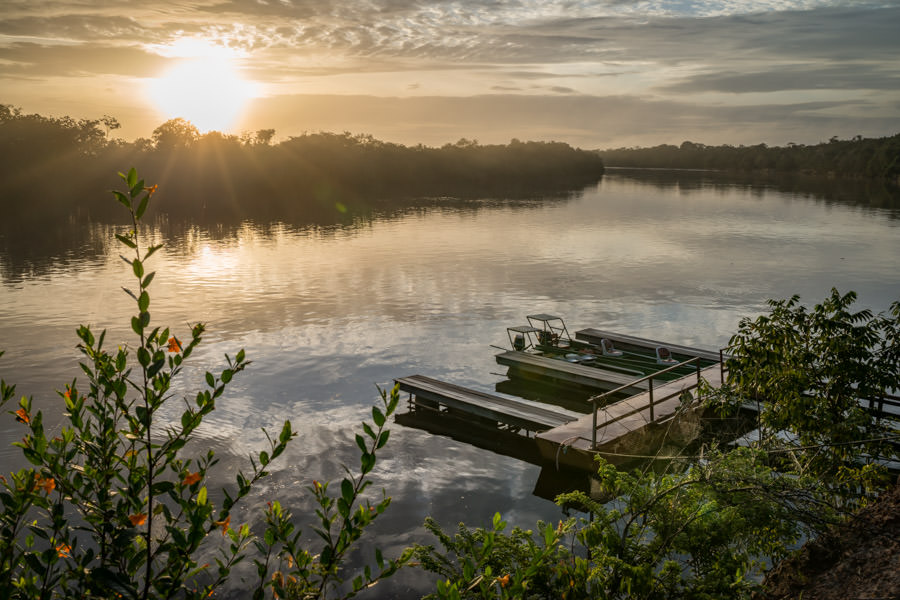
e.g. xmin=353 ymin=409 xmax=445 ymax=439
xmin=535 ymin=362 xmax=725 ymax=470
xmin=495 ymin=350 xmax=650 ymax=394
xmin=395 ymin=329 xmax=729 ymax=472
xmin=394 ymin=374 xmax=580 ymax=434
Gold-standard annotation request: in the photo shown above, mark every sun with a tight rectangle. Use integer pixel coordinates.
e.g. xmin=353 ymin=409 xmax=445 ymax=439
xmin=149 ymin=44 xmax=257 ymax=133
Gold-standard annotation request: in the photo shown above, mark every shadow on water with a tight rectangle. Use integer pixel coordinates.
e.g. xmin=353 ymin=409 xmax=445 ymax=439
xmin=0 ymin=189 xmax=582 ymax=283
xmin=605 ymin=167 xmax=900 ymax=216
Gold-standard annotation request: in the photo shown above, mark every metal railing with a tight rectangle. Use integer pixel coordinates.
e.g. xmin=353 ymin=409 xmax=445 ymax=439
xmin=589 ymin=356 xmax=706 ymax=450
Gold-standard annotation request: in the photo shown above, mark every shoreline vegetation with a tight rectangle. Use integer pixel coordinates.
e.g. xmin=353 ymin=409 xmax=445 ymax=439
xmin=597 ymin=135 xmax=900 ymax=183
xmin=0 ymin=105 xmax=604 ymax=223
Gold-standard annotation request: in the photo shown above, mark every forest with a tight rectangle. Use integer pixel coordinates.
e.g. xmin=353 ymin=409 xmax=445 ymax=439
xmin=0 ymin=105 xmax=605 ymax=222
xmin=598 ymin=135 xmax=900 ymax=181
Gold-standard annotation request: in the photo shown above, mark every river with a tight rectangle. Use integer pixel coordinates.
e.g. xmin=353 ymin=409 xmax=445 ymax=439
xmin=1 ymin=169 xmax=898 ymax=596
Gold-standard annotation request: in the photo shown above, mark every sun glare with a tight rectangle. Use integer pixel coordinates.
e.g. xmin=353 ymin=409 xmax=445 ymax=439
xmin=148 ymin=42 xmax=257 ymax=133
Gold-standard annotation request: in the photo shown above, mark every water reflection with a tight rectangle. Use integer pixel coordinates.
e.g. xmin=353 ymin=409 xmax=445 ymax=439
xmin=1 ymin=171 xmax=899 ymax=597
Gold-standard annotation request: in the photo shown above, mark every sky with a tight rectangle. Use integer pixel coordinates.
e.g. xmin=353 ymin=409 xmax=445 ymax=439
xmin=1 ymin=0 xmax=899 ymax=149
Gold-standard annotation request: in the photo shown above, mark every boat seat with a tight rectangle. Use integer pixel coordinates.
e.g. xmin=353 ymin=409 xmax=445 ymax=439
xmin=600 ymin=338 xmax=623 ymax=357
xmin=656 ymin=346 xmax=678 ymax=365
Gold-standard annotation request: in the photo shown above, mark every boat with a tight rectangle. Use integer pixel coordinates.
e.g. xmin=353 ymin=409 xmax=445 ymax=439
xmin=503 ymin=314 xmax=716 ymax=383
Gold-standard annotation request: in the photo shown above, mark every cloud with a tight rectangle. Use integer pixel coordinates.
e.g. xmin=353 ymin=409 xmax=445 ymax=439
xmin=0 ymin=42 xmax=169 ymax=78
xmin=1 ymin=0 xmax=897 ymax=147
xmin=661 ymin=64 xmax=900 ymax=94
xmin=238 ymin=92 xmax=897 ymax=149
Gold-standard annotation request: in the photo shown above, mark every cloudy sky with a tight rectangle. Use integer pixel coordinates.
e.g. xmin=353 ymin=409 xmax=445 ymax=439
xmin=2 ymin=0 xmax=898 ymax=148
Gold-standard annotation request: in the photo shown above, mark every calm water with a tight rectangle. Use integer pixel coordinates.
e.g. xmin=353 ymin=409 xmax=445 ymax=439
xmin=1 ymin=170 xmax=898 ymax=596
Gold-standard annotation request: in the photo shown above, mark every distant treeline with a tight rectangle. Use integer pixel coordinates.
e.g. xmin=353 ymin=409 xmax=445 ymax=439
xmin=0 ymin=105 xmax=605 ymax=222
xmin=598 ymin=135 xmax=900 ymax=182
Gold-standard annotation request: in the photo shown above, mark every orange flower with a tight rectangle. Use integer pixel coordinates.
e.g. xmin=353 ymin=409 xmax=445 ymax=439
xmin=167 ymin=337 xmax=182 ymax=353
xmin=214 ymin=515 xmax=230 ymax=536
xmin=15 ymin=407 xmax=29 ymax=424
xmin=34 ymin=475 xmax=55 ymax=494
xmin=129 ymin=512 xmax=147 ymax=526
xmin=182 ymin=472 xmax=202 ymax=486
xmin=56 ymin=543 xmax=71 ymax=558
xmin=145 ymin=184 xmax=159 ymax=196
xmin=64 ymin=389 xmax=71 ymax=400
xmin=498 ymin=574 xmax=510 ymax=588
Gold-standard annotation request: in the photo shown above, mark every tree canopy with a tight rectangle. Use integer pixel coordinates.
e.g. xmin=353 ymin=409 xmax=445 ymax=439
xmin=598 ymin=135 xmax=900 ymax=182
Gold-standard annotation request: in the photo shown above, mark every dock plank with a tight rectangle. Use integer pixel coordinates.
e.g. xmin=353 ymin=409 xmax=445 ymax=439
xmin=536 ymin=364 xmax=724 ymax=466
xmin=395 ymin=375 xmax=580 ymax=432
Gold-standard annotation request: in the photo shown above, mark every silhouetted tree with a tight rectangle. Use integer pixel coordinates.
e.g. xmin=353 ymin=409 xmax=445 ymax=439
xmin=152 ymin=118 xmax=199 ymax=151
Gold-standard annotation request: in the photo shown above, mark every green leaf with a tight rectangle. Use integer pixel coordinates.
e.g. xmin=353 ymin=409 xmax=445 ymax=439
xmin=23 ymin=448 xmax=43 ymax=466
xmin=136 ymin=194 xmax=150 ymax=219
xmin=116 ymin=233 xmax=137 ymax=248
xmin=142 ymin=272 xmax=155 ymax=288
xmin=372 ymin=406 xmax=385 ymax=427
xmin=361 ymin=452 xmax=375 ymax=475
xmin=279 ymin=420 xmax=292 ymax=444
xmin=355 ymin=434 xmax=367 ymax=454
xmin=137 ymin=347 xmax=151 ymax=367
xmin=132 ymin=259 xmax=144 ymax=279
xmin=126 ymin=167 xmax=137 ymax=188
xmin=376 ymin=430 xmax=390 ymax=449
xmin=197 ymin=486 xmax=208 ymax=505
xmin=151 ymin=481 xmax=175 ymax=495
xmin=341 ymin=478 xmax=354 ymax=503
xmin=113 ymin=190 xmax=131 ymax=209
xmin=131 ymin=316 xmax=143 ymax=335
xmin=130 ymin=179 xmax=145 ymax=198
xmin=147 ymin=359 xmax=165 ymax=379
xmin=205 ymin=372 xmax=215 ymax=387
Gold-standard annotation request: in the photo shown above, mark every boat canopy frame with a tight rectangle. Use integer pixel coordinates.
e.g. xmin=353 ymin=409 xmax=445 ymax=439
xmin=526 ymin=314 xmax=572 ymax=347
xmin=507 ymin=325 xmax=543 ymax=352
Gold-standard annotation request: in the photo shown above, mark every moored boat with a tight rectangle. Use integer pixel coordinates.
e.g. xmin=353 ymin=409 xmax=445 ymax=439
xmin=505 ymin=314 xmax=714 ymax=382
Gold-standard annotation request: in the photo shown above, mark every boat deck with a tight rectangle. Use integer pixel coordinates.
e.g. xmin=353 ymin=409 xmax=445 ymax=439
xmin=575 ymin=328 xmax=722 ymax=362
xmin=495 ymin=350 xmax=649 ymax=394
xmin=394 ymin=374 xmax=580 ymax=433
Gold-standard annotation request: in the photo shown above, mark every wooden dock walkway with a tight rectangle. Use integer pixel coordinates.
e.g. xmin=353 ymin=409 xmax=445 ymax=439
xmin=396 ymin=330 xmax=729 ymax=472
xmin=535 ymin=363 xmax=725 ymax=470
xmin=394 ymin=374 xmax=580 ymax=434
xmin=495 ymin=350 xmax=650 ymax=394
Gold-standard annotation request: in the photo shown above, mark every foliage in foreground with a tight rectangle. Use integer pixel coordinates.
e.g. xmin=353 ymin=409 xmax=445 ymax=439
xmin=720 ymin=289 xmax=899 ymax=493
xmin=414 ymin=447 xmax=845 ymax=600
xmin=413 ymin=290 xmax=899 ymax=599
xmin=2 ymin=169 xmax=898 ymax=600
xmin=0 ymin=169 xmax=406 ymax=599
